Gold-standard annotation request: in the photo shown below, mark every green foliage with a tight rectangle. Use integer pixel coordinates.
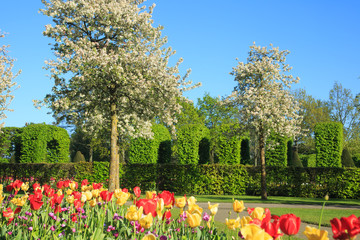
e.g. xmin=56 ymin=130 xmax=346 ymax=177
xmin=287 ymin=139 xmax=293 ymax=166
xmin=176 ymin=124 xmax=210 ymax=164
xmin=353 ymin=153 xmax=360 ymax=168
xmin=128 ymin=124 xmax=171 ymax=164
xmin=73 ymin=151 xmax=85 ymax=162
xmin=0 ymin=127 xmax=22 ymax=163
xmin=265 ymin=132 xmax=289 ymax=166
xmin=291 ymin=149 xmax=303 ymax=167
xmin=176 ymin=99 xmax=205 ymax=128
xmin=341 ymin=148 xmax=355 ymax=167
xmin=213 ymin=123 xmax=241 ymax=164
xmin=240 ymin=138 xmax=251 ymax=165
xmin=299 ymin=154 xmax=316 ymax=167
xmin=19 ymin=123 xmax=70 ymax=163
xmin=315 ymin=122 xmax=343 ymax=167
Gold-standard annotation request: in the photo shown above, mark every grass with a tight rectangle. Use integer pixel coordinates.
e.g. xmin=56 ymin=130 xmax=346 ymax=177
xmin=191 ymin=194 xmax=360 ymax=206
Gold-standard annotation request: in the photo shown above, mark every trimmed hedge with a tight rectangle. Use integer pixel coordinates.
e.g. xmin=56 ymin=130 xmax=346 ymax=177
xmin=0 ymin=127 xmax=22 ymax=163
xmin=214 ymin=124 xmax=242 ymax=165
xmin=19 ymin=124 xmax=70 ymax=163
xmin=265 ymin=133 xmax=289 ymax=166
xmin=1 ymin=163 xmax=359 ymax=199
xmin=128 ymin=124 xmax=171 ymax=164
xmin=314 ymin=122 xmax=343 ymax=167
xmin=176 ymin=124 xmax=210 ymax=164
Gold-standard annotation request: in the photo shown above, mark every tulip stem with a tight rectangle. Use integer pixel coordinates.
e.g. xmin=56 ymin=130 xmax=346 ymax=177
xmin=318 ymin=201 xmax=326 ymax=229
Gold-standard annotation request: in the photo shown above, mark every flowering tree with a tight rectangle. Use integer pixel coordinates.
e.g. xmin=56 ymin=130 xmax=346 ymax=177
xmin=40 ymin=0 xmax=197 ymax=191
xmin=0 ymin=32 xmax=20 ymax=129
xmin=228 ymin=43 xmax=302 ymax=199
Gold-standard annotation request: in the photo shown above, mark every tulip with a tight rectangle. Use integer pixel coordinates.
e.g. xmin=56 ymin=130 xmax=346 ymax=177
xmin=156 ymin=198 xmax=164 ymax=219
xmin=66 ymin=189 xmax=73 ymax=195
xmin=89 ymin=199 xmax=97 ymax=207
xmin=139 ymin=213 xmax=153 ymax=229
xmin=133 ymin=186 xmax=141 ymax=198
xmin=136 ymin=198 xmax=157 ymax=217
xmin=330 ymin=214 xmax=360 ymax=240
xmin=92 ymin=189 xmax=100 ymax=198
xmin=125 ymin=205 xmax=143 ymax=222
xmin=225 ymin=217 xmax=241 ymax=230
xmin=187 ymin=203 xmax=203 ymax=215
xmin=279 ymin=213 xmax=301 ymax=236
xmin=303 ymin=226 xmax=329 ymax=240
xmin=241 ymin=216 xmax=253 ymax=228
xmin=21 ymin=182 xmax=29 ymax=192
xmin=81 ymin=179 xmax=89 ymax=186
xmin=158 ymin=190 xmax=175 ymax=208
xmin=66 ymin=195 xmax=75 ymax=204
xmin=186 ymin=212 xmax=202 ymax=228
xmin=146 ymin=191 xmax=156 ymax=199
xmin=69 ymin=181 xmax=78 ymax=191
xmin=208 ymin=202 xmax=219 ymax=216
xmin=142 ymin=234 xmax=156 ymax=240
xmin=84 ymin=191 xmax=92 ymax=201
xmin=100 ymin=190 xmax=113 ymax=202
xmin=240 ymin=224 xmax=273 ymax=240
xmin=233 ymin=200 xmax=245 ymax=213
xmin=261 ymin=216 xmax=283 ymax=240
xmin=187 ymin=196 xmax=197 ymax=206
xmin=0 ymin=194 xmax=4 ymax=204
xmin=175 ymin=196 xmax=187 ymax=208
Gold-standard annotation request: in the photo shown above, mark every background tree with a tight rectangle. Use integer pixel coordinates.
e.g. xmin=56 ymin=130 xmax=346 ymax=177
xmin=328 ymin=82 xmax=360 ymax=149
xmin=293 ymin=89 xmax=331 ymax=155
xmin=0 ymin=31 xmax=20 ymax=129
xmin=40 ymin=0 xmax=197 ymax=191
xmin=228 ymin=43 xmax=302 ymax=199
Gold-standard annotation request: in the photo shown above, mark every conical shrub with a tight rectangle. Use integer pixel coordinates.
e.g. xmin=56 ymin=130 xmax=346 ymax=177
xmin=73 ymin=151 xmax=86 ymax=162
xmin=341 ymin=148 xmax=355 ymax=167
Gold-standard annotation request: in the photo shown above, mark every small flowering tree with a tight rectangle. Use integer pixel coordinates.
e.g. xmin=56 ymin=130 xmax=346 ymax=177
xmin=228 ymin=43 xmax=302 ymax=199
xmin=40 ymin=0 xmax=197 ymax=191
xmin=0 ymin=31 xmax=20 ymax=129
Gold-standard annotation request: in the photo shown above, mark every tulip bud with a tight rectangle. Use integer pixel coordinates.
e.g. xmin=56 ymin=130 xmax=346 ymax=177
xmin=324 ymin=194 xmax=329 ymax=201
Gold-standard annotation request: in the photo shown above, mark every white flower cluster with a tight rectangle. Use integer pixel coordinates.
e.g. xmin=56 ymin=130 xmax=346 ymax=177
xmin=39 ymin=0 xmax=198 ymax=138
xmin=0 ymin=31 xmax=20 ymax=129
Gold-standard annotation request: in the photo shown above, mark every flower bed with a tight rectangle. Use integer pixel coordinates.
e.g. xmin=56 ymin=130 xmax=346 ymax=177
xmin=0 ymin=179 xmax=359 ymax=239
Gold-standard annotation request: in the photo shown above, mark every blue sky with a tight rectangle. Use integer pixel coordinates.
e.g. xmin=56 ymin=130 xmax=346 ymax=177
xmin=1 ymin=0 xmax=360 ymax=128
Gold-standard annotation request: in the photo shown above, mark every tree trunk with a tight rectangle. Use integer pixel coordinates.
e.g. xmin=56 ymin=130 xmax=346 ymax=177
xmin=109 ymin=102 xmax=120 ymax=192
xmin=89 ymin=147 xmax=93 ymax=162
xmin=259 ymin=130 xmax=267 ymax=200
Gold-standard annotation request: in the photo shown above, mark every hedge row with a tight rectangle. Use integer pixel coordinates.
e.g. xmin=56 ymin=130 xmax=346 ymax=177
xmin=1 ymin=163 xmax=359 ymax=199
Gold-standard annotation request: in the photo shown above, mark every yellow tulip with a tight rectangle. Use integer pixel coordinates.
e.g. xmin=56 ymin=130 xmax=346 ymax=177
xmin=303 ymin=226 xmax=329 ymax=240
xmin=141 ymin=234 xmax=156 ymax=240
xmin=81 ymin=185 xmax=89 ymax=192
xmin=0 ymin=194 xmax=4 ymax=204
xmin=84 ymin=191 xmax=92 ymax=201
xmin=186 ymin=212 xmax=202 ymax=228
xmin=92 ymin=189 xmax=100 ymax=198
xmin=139 ymin=213 xmax=153 ymax=229
xmin=240 ymin=216 xmax=253 ymax=228
xmin=250 ymin=207 xmax=265 ymax=221
xmin=240 ymin=224 xmax=273 ymax=240
xmin=114 ymin=189 xmax=122 ymax=199
xmin=69 ymin=182 xmax=77 ymax=191
xmin=187 ymin=203 xmax=203 ymax=215
xmin=233 ymin=200 xmax=245 ymax=213
xmin=115 ymin=191 xmax=129 ymax=206
xmin=56 ymin=189 xmax=63 ymax=196
xmin=146 ymin=191 xmax=156 ymax=199
xmin=156 ymin=198 xmax=164 ymax=219
xmin=208 ymin=202 xmax=219 ymax=216
xmin=187 ymin=196 xmax=197 ymax=206
xmin=10 ymin=197 xmax=26 ymax=206
xmin=175 ymin=196 xmax=186 ymax=208
xmin=125 ymin=205 xmax=143 ymax=222
xmin=66 ymin=189 xmax=73 ymax=195
xmin=0 ymin=184 xmax=3 ymax=191
xmin=21 ymin=182 xmax=29 ymax=192
xmin=80 ymin=194 xmax=87 ymax=203
xmin=66 ymin=195 xmax=75 ymax=204
xmin=89 ymin=199 xmax=97 ymax=207
xmin=225 ymin=217 xmax=241 ymax=230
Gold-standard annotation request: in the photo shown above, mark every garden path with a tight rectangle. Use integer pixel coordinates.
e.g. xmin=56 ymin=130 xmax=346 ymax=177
xmin=197 ymin=202 xmax=360 ymax=239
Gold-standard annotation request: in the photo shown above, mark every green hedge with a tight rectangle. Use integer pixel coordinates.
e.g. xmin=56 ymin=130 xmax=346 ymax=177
xmin=214 ymin=124 xmax=242 ymax=165
xmin=128 ymin=124 xmax=171 ymax=164
xmin=314 ymin=122 xmax=343 ymax=167
xmin=19 ymin=124 xmax=70 ymax=163
xmin=176 ymin=124 xmax=210 ymax=164
xmin=265 ymin=133 xmax=289 ymax=166
xmin=1 ymin=163 xmax=359 ymax=199
xmin=0 ymin=127 xmax=22 ymax=163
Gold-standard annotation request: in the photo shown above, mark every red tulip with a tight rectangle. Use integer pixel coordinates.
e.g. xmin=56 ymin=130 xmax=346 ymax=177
xmin=330 ymin=214 xmax=360 ymax=239
xmin=72 ymin=191 xmax=82 ymax=200
xmin=136 ymin=198 xmax=157 ymax=217
xmin=133 ymin=186 xmax=141 ymax=198
xmin=92 ymin=182 xmax=102 ymax=190
xmin=74 ymin=199 xmax=84 ymax=209
xmin=122 ymin=188 xmax=128 ymax=193
xmin=279 ymin=213 xmax=301 ymax=236
xmin=163 ymin=209 xmax=172 ymax=220
xmin=261 ymin=216 xmax=283 ymax=239
xmin=100 ymin=190 xmax=113 ymax=202
xmin=12 ymin=180 xmax=23 ymax=194
xmin=81 ymin=179 xmax=89 ymax=186
xmin=158 ymin=190 xmax=175 ymax=208
xmin=56 ymin=181 xmax=64 ymax=189
xmin=32 ymin=183 xmax=41 ymax=191
xmin=29 ymin=193 xmax=44 ymax=211
xmin=51 ymin=194 xmax=64 ymax=213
